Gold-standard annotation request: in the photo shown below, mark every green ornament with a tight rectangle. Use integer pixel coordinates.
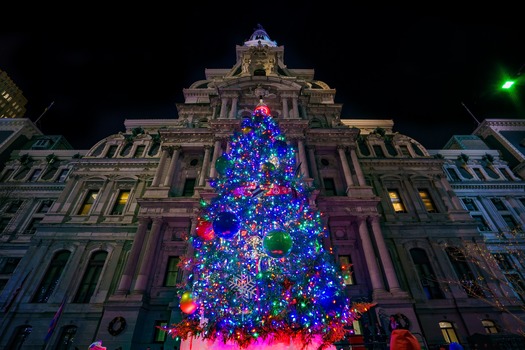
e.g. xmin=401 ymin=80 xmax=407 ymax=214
xmin=215 ymin=155 xmax=229 ymax=175
xmin=263 ymin=229 xmax=293 ymax=258
xmin=261 ymin=162 xmax=276 ymax=172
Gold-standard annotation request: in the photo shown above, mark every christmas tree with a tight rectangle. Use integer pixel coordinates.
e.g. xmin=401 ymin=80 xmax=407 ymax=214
xmin=161 ymin=102 xmax=362 ymax=349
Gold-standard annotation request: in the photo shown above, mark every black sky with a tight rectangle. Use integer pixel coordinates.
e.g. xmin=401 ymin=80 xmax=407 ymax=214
xmin=1 ymin=5 xmax=524 ymax=150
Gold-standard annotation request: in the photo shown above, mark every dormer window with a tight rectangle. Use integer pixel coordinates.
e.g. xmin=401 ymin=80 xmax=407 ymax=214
xmin=32 ymin=139 xmax=53 ymax=150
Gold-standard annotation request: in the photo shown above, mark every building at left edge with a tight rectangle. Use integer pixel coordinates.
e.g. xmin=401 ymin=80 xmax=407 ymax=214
xmin=0 ymin=25 xmax=525 ymax=350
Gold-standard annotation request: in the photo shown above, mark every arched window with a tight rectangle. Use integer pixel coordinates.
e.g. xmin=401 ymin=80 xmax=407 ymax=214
xmin=446 ymin=247 xmax=484 ymax=298
xmin=410 ymin=248 xmax=444 ymax=299
xmin=73 ymin=251 xmax=107 ymax=303
xmin=439 ymin=321 xmax=459 ymax=343
xmin=32 ymin=250 xmax=71 ymax=303
xmin=56 ymin=325 xmax=77 ymax=350
xmin=6 ymin=324 xmax=32 ymax=349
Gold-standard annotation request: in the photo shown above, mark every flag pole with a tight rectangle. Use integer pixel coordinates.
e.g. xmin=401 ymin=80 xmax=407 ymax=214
xmin=42 ymin=293 xmax=67 ymax=350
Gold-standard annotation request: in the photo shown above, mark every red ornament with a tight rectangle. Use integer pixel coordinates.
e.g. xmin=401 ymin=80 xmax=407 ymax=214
xmin=180 ymin=291 xmax=198 ymax=314
xmin=196 ymin=220 xmax=215 ymax=240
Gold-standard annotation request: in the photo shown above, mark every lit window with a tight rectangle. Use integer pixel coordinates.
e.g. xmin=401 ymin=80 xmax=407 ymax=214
xmin=164 ymin=256 xmax=181 ymax=287
xmin=439 ymin=321 xmax=459 ymax=343
xmin=110 ymin=190 xmax=130 ymax=215
xmin=418 ymin=189 xmax=437 ymax=213
xmin=77 ymin=190 xmax=99 ymax=215
xmin=482 ymin=319 xmax=498 ymax=334
xmin=154 ymin=320 xmax=168 ymax=343
xmin=388 ymin=189 xmax=406 ymax=213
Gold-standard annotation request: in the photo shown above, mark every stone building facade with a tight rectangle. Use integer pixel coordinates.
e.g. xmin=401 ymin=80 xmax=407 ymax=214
xmin=0 ymin=25 xmax=524 ymax=350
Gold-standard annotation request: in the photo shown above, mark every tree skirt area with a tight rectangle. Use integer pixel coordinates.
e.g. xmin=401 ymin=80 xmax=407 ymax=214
xmin=180 ymin=334 xmax=336 ymax=350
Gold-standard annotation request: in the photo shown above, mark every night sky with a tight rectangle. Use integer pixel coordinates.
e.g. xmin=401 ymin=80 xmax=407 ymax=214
xmin=1 ymin=5 xmax=524 ymax=150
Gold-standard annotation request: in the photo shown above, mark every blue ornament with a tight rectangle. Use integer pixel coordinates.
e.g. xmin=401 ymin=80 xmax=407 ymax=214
xmin=274 ymin=140 xmax=287 ymax=157
xmin=212 ymin=211 xmax=240 ymax=239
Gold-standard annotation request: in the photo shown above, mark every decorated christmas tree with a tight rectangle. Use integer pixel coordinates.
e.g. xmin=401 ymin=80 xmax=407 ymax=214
xmin=161 ymin=102 xmax=368 ymax=349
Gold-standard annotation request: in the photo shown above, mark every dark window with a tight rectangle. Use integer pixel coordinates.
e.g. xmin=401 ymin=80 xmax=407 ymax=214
xmin=56 ymin=169 xmax=69 ymax=182
xmin=29 ymin=169 xmax=42 ymax=182
xmin=499 ymin=168 xmax=513 ymax=180
xmin=133 ymin=145 xmax=146 ymax=157
xmin=323 ymin=178 xmax=336 ymax=196
xmin=0 ymin=169 xmax=14 ymax=182
xmin=461 ymin=198 xmax=478 ymax=211
xmin=399 ymin=145 xmax=411 ymax=157
xmin=120 ymin=143 xmax=133 ymax=157
xmin=372 ymin=145 xmax=385 ymax=157
xmin=32 ymin=250 xmax=71 ymax=303
xmin=164 ymin=256 xmax=181 ymax=287
xmin=6 ymin=325 xmax=32 ymax=349
xmin=491 ymin=198 xmax=507 ymax=211
xmin=6 ymin=200 xmax=22 ymax=213
xmin=446 ymin=247 xmax=484 ymax=298
xmin=148 ymin=142 xmax=160 ymax=156
xmin=26 ymin=218 xmax=42 ymax=234
xmin=0 ymin=257 xmax=21 ymax=273
xmin=56 ymin=325 xmax=77 ymax=350
xmin=0 ymin=218 xmax=11 ymax=233
xmin=190 ymin=159 xmax=199 ymax=166
xmin=457 ymin=166 xmax=473 ymax=179
xmin=445 ymin=168 xmax=461 ymax=181
xmin=38 ymin=200 xmax=53 ymax=213
xmin=473 ymin=168 xmax=485 ymax=180
xmin=154 ymin=320 xmax=168 ymax=343
xmin=410 ymin=248 xmax=444 ymax=299
xmin=502 ymin=215 xmax=519 ymax=231
xmin=106 ymin=145 xmax=118 ymax=158
xmin=472 ymin=215 xmax=491 ymax=231
xmin=77 ymin=190 xmax=99 ymax=215
xmin=182 ymin=178 xmax=196 ymax=197
xmin=73 ymin=251 xmax=107 ymax=303
xmin=110 ymin=190 xmax=130 ymax=215
xmin=388 ymin=189 xmax=406 ymax=213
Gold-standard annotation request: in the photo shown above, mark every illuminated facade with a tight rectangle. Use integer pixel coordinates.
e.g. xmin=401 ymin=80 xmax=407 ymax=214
xmin=0 ymin=26 xmax=524 ymax=350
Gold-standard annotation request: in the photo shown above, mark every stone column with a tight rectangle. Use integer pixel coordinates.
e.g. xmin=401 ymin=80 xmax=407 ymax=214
xmin=282 ymin=98 xmax=289 ymax=119
xmin=357 ymin=217 xmax=385 ymax=292
xmin=163 ymin=146 xmax=181 ymax=187
xmin=229 ymin=96 xmax=238 ymax=119
xmin=133 ymin=218 xmax=163 ymax=293
xmin=209 ymin=138 xmax=223 ymax=179
xmin=297 ymin=139 xmax=309 ymax=178
xmin=116 ymin=218 xmax=150 ymax=294
xmin=368 ymin=216 xmax=402 ymax=292
xmin=337 ymin=145 xmax=354 ymax=190
xmin=349 ymin=146 xmax=366 ymax=186
xmin=219 ymin=97 xmax=228 ymax=119
xmin=307 ymin=145 xmax=320 ymax=185
xmin=291 ymin=96 xmax=299 ymax=119
xmin=199 ymin=145 xmax=212 ymax=186
xmin=151 ymin=147 xmax=169 ymax=187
